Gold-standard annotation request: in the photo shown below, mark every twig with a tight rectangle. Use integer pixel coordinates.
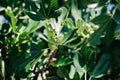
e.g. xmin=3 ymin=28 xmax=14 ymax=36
xmin=33 ymin=47 xmax=58 ymax=80
xmin=41 ymin=48 xmax=58 ymax=80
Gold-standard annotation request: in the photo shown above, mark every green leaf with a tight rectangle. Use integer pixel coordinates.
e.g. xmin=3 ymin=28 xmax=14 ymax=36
xmin=61 ymin=29 xmax=77 ymax=45
xmin=6 ymin=7 xmax=17 ymax=33
xmin=46 ymin=76 xmax=60 ymax=80
xmin=51 ymin=56 xmax=72 ymax=67
xmin=51 ymin=0 xmax=58 ymax=10
xmin=91 ymin=14 xmax=110 ymax=25
xmin=27 ymin=21 xmax=46 ymax=34
xmin=116 ymin=0 xmax=120 ymax=3
xmin=104 ymin=19 xmax=117 ymax=46
xmin=71 ymin=0 xmax=82 ymax=21
xmin=115 ymin=24 xmax=120 ymax=39
xmin=27 ymin=11 xmax=45 ymax=21
xmin=66 ymin=19 xmax=76 ymax=29
xmin=98 ymin=0 xmax=109 ymax=6
xmin=27 ymin=0 xmax=59 ymax=20
xmin=89 ymin=14 xmax=111 ymax=45
xmin=48 ymin=42 xmax=57 ymax=50
xmin=0 ymin=24 xmax=11 ymax=35
xmin=73 ymin=53 xmax=85 ymax=78
xmin=69 ymin=65 xmax=76 ymax=79
xmin=15 ymin=43 xmax=42 ymax=73
xmin=113 ymin=9 xmax=120 ymax=23
xmin=92 ymin=54 xmax=111 ymax=78
xmin=72 ymin=72 xmax=80 ymax=80
xmin=117 ymin=3 xmax=120 ymax=11
xmin=26 ymin=0 xmax=46 ymax=21
xmin=20 ymin=20 xmax=46 ymax=37
xmin=0 ymin=58 xmax=5 ymax=78
xmin=57 ymin=67 xmax=70 ymax=79
xmin=55 ymin=7 xmax=67 ymax=23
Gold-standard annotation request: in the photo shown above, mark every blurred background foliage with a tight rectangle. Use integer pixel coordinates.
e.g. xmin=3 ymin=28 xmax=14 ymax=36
xmin=0 ymin=0 xmax=120 ymax=80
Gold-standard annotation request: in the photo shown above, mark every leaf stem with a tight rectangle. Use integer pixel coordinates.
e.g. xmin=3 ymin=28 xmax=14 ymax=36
xmin=111 ymin=4 xmax=118 ymax=18
xmin=89 ymin=76 xmax=92 ymax=80
xmin=85 ymin=71 xmax=87 ymax=80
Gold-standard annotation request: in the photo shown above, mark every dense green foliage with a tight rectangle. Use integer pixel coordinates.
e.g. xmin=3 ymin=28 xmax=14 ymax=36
xmin=0 ymin=0 xmax=120 ymax=80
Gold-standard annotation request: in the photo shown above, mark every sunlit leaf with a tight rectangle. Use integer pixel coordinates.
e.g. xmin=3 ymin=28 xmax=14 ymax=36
xmin=73 ymin=53 xmax=86 ymax=78
xmin=0 ymin=58 xmax=5 ymax=78
xmin=61 ymin=29 xmax=77 ymax=45
xmin=69 ymin=65 xmax=76 ymax=79
xmin=6 ymin=7 xmax=17 ymax=33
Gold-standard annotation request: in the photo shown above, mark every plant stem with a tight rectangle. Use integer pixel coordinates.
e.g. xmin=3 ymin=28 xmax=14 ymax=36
xmin=111 ymin=4 xmax=118 ymax=18
xmin=41 ymin=47 xmax=58 ymax=80
xmin=85 ymin=72 xmax=87 ymax=80
xmin=89 ymin=76 xmax=92 ymax=80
